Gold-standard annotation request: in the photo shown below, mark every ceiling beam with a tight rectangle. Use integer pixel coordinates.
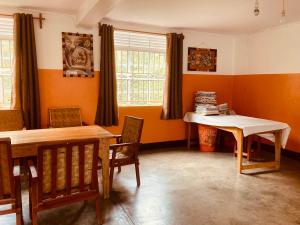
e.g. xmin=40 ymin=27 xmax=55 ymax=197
xmin=76 ymin=0 xmax=122 ymax=27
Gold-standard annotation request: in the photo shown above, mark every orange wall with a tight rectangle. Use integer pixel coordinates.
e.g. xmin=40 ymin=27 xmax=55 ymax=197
xmin=233 ymin=74 xmax=300 ymax=152
xmin=39 ymin=70 xmax=300 ymax=153
xmin=39 ymin=69 xmax=99 ymax=127
xmin=38 ymin=69 xmax=233 ymax=143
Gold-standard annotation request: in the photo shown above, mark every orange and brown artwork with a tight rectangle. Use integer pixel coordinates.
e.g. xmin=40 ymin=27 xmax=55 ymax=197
xmin=188 ymin=47 xmax=217 ymax=72
xmin=62 ymin=32 xmax=94 ymax=77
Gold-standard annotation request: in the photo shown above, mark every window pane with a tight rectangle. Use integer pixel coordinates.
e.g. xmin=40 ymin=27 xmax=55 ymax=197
xmin=115 ymin=31 xmax=166 ymax=106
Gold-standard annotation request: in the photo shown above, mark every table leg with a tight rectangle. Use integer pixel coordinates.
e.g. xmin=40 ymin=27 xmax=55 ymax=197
xmin=233 ymin=129 xmax=243 ymax=173
xmin=187 ymin=123 xmax=191 ymax=150
xmin=274 ymin=130 xmax=282 ymax=170
xmin=99 ymin=138 xmax=110 ymax=199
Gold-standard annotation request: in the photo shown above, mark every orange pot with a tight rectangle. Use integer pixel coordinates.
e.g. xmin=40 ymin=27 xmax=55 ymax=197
xmin=198 ymin=125 xmax=218 ymax=152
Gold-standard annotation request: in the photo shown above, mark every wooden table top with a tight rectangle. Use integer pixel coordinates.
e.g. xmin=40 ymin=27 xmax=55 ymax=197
xmin=0 ymin=125 xmax=114 ymax=147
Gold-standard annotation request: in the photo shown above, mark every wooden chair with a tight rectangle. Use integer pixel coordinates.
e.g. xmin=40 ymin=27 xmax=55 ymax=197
xmin=0 ymin=110 xmax=24 ymax=131
xmin=0 ymin=138 xmax=23 ymax=225
xmin=109 ymin=116 xmax=144 ymax=191
xmin=48 ymin=107 xmax=83 ymax=128
xmin=28 ymin=139 xmax=102 ymax=225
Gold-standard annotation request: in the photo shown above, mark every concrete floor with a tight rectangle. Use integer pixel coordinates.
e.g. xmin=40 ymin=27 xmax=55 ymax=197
xmin=1 ymin=147 xmax=300 ymax=225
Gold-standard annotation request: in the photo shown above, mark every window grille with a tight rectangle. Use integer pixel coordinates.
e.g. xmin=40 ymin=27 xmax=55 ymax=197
xmin=0 ymin=17 xmax=13 ymax=108
xmin=114 ymin=31 xmax=166 ymax=106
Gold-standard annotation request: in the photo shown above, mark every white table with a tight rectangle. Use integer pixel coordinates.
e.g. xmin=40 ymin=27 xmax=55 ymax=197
xmin=183 ymin=112 xmax=291 ymax=173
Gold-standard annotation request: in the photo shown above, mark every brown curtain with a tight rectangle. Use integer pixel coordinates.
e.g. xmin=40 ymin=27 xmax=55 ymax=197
xmin=161 ymin=33 xmax=184 ymax=120
xmin=95 ymin=24 xmax=119 ymax=126
xmin=12 ymin=13 xmax=41 ymax=129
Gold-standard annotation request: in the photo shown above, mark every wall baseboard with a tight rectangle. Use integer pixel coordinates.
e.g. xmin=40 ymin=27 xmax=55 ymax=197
xmin=261 ymin=143 xmax=300 ymax=161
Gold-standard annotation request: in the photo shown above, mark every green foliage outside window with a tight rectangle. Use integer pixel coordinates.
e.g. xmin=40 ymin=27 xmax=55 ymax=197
xmin=0 ymin=39 xmax=13 ymax=108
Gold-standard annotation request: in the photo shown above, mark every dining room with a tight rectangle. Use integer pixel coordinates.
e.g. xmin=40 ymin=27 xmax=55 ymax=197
xmin=0 ymin=0 xmax=300 ymax=225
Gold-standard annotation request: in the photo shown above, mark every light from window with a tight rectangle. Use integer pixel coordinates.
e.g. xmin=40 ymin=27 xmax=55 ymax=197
xmin=0 ymin=17 xmax=13 ymax=108
xmin=114 ymin=31 xmax=166 ymax=106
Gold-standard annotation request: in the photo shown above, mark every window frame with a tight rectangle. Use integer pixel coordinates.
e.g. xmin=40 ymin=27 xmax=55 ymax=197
xmin=114 ymin=31 xmax=167 ymax=107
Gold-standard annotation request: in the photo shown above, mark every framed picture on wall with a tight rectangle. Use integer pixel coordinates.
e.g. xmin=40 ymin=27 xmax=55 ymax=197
xmin=62 ymin=32 xmax=94 ymax=77
xmin=188 ymin=47 xmax=217 ymax=72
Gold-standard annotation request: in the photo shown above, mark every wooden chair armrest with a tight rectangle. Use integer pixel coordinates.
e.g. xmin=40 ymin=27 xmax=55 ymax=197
xmin=28 ymin=160 xmax=38 ymax=180
xmin=13 ymin=159 xmax=21 ymax=177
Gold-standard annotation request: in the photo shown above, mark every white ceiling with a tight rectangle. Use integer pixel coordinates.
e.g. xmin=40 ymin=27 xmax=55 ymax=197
xmin=1 ymin=0 xmax=300 ymax=33
xmin=105 ymin=0 xmax=300 ymax=33
xmin=0 ymin=0 xmax=85 ymax=14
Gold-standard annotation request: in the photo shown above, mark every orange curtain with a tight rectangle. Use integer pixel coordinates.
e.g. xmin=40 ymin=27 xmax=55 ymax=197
xmin=95 ymin=24 xmax=119 ymax=126
xmin=161 ymin=33 xmax=184 ymax=120
xmin=12 ymin=13 xmax=41 ymax=129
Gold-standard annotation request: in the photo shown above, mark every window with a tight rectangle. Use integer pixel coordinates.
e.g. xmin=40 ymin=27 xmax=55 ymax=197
xmin=114 ymin=31 xmax=166 ymax=106
xmin=0 ymin=17 xmax=13 ymax=108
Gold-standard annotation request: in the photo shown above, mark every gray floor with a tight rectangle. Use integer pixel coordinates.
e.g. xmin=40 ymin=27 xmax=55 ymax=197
xmin=2 ymin=147 xmax=300 ymax=225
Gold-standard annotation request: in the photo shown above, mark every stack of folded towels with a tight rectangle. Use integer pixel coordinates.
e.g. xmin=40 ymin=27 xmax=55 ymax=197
xmin=217 ymin=103 xmax=229 ymax=115
xmin=194 ymin=91 xmax=219 ymax=115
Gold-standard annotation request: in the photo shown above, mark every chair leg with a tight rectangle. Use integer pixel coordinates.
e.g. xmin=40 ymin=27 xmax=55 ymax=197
xmin=29 ymin=190 xmax=33 ymax=220
xmin=109 ymin=166 xmax=115 ymax=192
xmin=95 ymin=197 xmax=102 ymax=225
xmin=31 ymin=209 xmax=38 ymax=225
xmin=16 ymin=209 xmax=23 ymax=225
xmin=118 ymin=166 xmax=121 ymax=173
xmin=135 ymin=161 xmax=141 ymax=187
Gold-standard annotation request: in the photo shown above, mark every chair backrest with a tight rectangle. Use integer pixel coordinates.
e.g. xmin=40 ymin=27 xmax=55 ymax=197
xmin=37 ymin=139 xmax=99 ymax=201
xmin=48 ymin=107 xmax=82 ymax=128
xmin=121 ymin=116 xmax=144 ymax=144
xmin=0 ymin=138 xmax=14 ymax=200
xmin=0 ymin=110 xmax=24 ymax=131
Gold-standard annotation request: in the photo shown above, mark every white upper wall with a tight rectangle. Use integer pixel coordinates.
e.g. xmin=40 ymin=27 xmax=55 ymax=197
xmin=182 ymin=30 xmax=235 ymax=75
xmin=33 ymin=13 xmax=237 ymax=74
xmin=234 ymin=22 xmax=300 ymax=75
xmin=105 ymin=20 xmax=235 ymax=75
xmin=34 ymin=13 xmax=100 ymax=70
xmin=4 ymin=8 xmax=299 ymax=75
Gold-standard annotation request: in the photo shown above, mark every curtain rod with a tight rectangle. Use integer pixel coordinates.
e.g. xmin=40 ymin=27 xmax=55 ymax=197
xmin=115 ymin=27 xmax=166 ymax=36
xmin=98 ymin=23 xmax=166 ymax=36
xmin=0 ymin=13 xmax=45 ymax=29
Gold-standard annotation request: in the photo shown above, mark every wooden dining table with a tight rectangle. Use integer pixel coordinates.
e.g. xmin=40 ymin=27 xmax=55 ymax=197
xmin=0 ymin=125 xmax=114 ymax=199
